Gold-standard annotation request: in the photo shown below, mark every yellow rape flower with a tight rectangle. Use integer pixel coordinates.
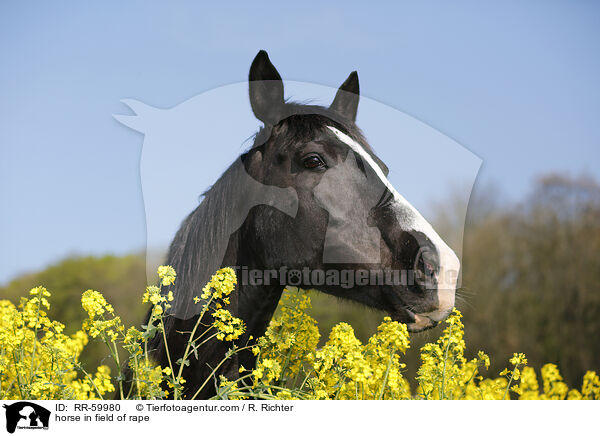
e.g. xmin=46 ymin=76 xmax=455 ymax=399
xmin=211 ymin=309 xmax=245 ymax=341
xmin=2 ymin=265 xmax=598 ymax=402
xmin=157 ymin=265 xmax=176 ymax=286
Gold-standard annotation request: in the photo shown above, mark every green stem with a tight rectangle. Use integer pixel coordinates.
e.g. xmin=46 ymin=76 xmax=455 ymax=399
xmin=213 ymin=373 xmax=255 ymax=399
xmin=460 ymin=363 xmax=482 ymax=399
xmin=378 ymin=348 xmax=396 ymax=400
xmin=190 ymin=344 xmax=252 ymax=400
xmin=76 ymin=364 xmax=106 ymax=400
xmin=176 ymin=296 xmax=214 ymax=382
xmin=159 ymin=317 xmax=177 ymax=399
xmin=440 ymin=324 xmax=454 ymax=400
xmin=111 ymin=340 xmax=124 ymax=400
xmin=132 ymin=354 xmax=142 ymax=399
xmin=502 ymin=363 xmax=519 ymax=400
xmin=97 ymin=326 xmax=123 ymax=399
xmin=28 ymin=299 xmax=42 ymax=384
xmin=298 ymin=369 xmax=313 ymax=391
xmin=11 ymin=349 xmax=25 ymax=399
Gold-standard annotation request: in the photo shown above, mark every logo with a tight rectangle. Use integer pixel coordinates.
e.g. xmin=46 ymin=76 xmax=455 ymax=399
xmin=2 ymin=402 xmax=50 ymax=434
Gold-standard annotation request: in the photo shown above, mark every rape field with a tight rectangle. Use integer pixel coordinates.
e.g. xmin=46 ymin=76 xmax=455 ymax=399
xmin=1 ymin=267 xmax=599 ymax=400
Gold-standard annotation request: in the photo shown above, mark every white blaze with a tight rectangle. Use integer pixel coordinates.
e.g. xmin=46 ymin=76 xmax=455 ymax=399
xmin=327 ymin=126 xmax=460 ymax=315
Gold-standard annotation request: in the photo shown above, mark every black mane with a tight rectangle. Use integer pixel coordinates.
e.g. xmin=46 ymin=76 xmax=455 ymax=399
xmin=252 ymin=102 xmax=369 ymax=151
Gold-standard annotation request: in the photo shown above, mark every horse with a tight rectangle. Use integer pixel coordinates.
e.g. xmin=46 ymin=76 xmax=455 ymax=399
xmin=141 ymin=50 xmax=460 ymax=399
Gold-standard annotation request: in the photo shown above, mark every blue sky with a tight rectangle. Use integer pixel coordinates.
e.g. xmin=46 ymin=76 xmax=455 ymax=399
xmin=1 ymin=1 xmax=599 ymax=284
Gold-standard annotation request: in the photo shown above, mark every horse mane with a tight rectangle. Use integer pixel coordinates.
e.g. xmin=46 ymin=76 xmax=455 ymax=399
xmin=252 ymin=102 xmax=369 ymax=150
xmin=163 ymin=157 xmax=246 ymax=320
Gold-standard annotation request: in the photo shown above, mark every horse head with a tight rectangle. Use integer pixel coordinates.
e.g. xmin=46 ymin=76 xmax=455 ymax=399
xmin=240 ymin=50 xmax=460 ymax=332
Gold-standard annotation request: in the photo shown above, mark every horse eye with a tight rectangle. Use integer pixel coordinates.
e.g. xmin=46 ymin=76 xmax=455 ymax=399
xmin=302 ymin=155 xmax=325 ymax=169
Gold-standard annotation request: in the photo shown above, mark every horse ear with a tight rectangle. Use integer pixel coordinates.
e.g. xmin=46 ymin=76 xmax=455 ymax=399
xmin=249 ymin=50 xmax=285 ymax=125
xmin=330 ymin=71 xmax=360 ymax=121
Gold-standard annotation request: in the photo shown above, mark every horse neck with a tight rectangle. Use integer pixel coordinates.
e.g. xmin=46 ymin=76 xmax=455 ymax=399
xmin=231 ymin=240 xmax=285 ymax=339
xmin=156 ymin=159 xmax=291 ymax=397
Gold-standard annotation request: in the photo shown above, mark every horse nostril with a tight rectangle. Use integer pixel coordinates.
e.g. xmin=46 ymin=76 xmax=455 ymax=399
xmin=414 ymin=248 xmax=438 ymax=291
